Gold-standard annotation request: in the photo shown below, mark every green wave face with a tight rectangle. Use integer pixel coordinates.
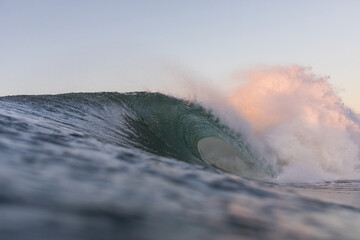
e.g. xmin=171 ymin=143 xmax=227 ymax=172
xmin=2 ymin=92 xmax=276 ymax=179
xmin=117 ymin=92 xmax=276 ymax=179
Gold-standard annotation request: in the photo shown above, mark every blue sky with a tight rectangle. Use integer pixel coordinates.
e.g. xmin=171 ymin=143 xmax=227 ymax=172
xmin=1 ymin=1 xmax=360 ymax=111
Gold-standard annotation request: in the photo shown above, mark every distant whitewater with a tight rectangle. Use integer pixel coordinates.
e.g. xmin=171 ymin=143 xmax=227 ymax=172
xmin=1 ymin=66 xmax=360 ymax=240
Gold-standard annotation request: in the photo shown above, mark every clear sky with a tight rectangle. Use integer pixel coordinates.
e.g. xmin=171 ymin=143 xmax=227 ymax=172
xmin=1 ymin=1 xmax=360 ymax=111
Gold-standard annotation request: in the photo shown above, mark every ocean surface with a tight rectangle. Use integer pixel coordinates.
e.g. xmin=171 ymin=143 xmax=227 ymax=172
xmin=1 ymin=91 xmax=360 ymax=240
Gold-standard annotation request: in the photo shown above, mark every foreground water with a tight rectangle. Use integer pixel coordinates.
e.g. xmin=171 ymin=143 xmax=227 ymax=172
xmin=1 ymin=92 xmax=360 ymax=240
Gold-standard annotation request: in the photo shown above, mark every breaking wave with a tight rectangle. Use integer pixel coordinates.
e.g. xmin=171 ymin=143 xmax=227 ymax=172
xmin=2 ymin=66 xmax=360 ymax=182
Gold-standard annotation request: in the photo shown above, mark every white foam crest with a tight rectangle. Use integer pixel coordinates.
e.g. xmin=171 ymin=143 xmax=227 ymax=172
xmin=230 ymin=65 xmax=360 ymax=182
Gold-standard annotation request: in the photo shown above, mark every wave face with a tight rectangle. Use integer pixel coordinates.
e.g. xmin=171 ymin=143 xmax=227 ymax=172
xmin=0 ymin=92 xmax=275 ymax=179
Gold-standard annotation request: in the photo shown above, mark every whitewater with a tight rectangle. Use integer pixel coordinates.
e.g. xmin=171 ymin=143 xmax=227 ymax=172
xmin=1 ymin=66 xmax=360 ymax=239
